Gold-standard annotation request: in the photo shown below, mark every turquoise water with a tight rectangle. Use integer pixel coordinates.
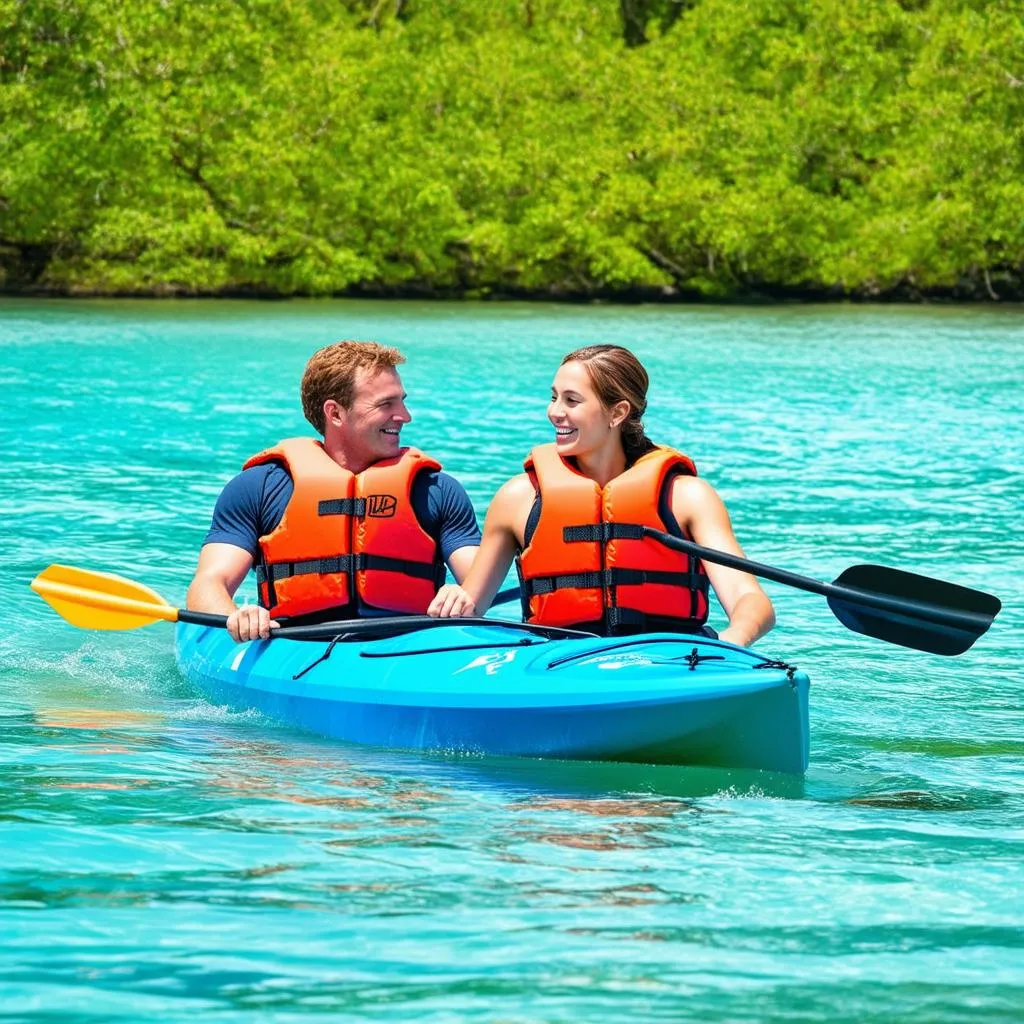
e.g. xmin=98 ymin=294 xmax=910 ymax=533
xmin=2 ymin=299 xmax=1022 ymax=1021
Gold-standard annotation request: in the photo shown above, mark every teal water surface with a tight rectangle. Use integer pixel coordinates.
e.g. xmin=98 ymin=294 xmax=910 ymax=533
xmin=2 ymin=299 xmax=1022 ymax=1021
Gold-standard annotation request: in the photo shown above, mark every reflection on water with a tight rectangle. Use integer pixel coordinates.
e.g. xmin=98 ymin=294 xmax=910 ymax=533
xmin=33 ymin=707 xmax=163 ymax=731
xmin=845 ymin=789 xmax=1008 ymax=812
xmin=515 ymin=797 xmax=701 ymax=817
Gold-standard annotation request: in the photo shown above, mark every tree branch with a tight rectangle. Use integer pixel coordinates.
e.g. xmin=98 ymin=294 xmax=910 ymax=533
xmin=641 ymin=244 xmax=689 ymax=281
xmin=983 ymin=266 xmax=999 ymax=301
xmin=169 ymin=148 xmax=256 ymax=234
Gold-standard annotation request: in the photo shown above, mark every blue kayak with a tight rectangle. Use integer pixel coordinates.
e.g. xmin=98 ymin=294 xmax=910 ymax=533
xmin=175 ymin=620 xmax=810 ymax=774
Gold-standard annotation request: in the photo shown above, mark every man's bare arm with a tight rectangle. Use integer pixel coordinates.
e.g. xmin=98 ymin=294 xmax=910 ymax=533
xmin=187 ymin=542 xmax=277 ymax=641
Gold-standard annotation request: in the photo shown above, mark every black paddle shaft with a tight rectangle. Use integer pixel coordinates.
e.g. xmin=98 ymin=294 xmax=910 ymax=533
xmin=179 ymin=609 xmax=231 ymax=628
xmin=178 ymin=608 xmax=590 ymax=641
xmin=644 ymin=528 xmax=999 ymax=634
xmin=272 ymin=617 xmax=595 ymax=642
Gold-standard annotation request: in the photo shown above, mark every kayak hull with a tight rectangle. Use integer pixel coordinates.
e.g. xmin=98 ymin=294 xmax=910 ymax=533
xmin=175 ymin=622 xmax=810 ymax=774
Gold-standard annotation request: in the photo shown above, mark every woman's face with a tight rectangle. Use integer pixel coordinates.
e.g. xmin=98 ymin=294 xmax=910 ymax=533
xmin=548 ymin=360 xmax=620 ymax=456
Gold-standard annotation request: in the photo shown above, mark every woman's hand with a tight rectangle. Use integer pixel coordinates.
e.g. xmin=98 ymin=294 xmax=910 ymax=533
xmin=428 ymin=584 xmax=477 ymax=618
xmin=427 ymin=473 xmax=531 ymax=620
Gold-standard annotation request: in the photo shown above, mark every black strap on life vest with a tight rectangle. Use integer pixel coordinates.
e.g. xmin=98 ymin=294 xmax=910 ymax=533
xmin=521 ymin=519 xmax=709 ymax=636
xmin=604 ymin=608 xmax=649 ymax=631
xmin=522 ymin=567 xmax=706 ymax=597
xmin=553 ymin=521 xmax=707 ymax=593
xmin=256 ymin=553 xmax=440 ymax=588
xmin=256 ymin=554 xmax=357 ymax=588
xmin=318 ymin=498 xmax=366 ymax=516
xmin=359 ymin=554 xmax=443 ymax=581
xmin=562 ymin=523 xmax=646 ymax=543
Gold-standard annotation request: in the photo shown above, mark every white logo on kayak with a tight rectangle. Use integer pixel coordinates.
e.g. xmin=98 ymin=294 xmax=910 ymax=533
xmin=597 ymin=653 xmax=659 ymax=669
xmin=454 ymin=650 xmax=518 ymax=676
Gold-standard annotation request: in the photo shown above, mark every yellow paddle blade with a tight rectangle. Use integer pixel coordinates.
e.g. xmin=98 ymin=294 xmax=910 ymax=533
xmin=30 ymin=564 xmax=180 ymax=631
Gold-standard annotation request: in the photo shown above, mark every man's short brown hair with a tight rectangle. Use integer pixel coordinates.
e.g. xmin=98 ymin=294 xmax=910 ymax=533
xmin=301 ymin=340 xmax=406 ymax=434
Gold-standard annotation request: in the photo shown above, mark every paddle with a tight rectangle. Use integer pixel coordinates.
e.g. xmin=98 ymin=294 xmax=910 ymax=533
xmin=29 ymin=565 xmax=591 ymax=642
xmin=637 ymin=527 xmax=1000 ymax=656
xmin=30 ymin=564 xmax=228 ymax=631
xmin=492 ymin=585 xmax=521 ymax=607
xmin=33 ymin=536 xmax=1000 ymax=656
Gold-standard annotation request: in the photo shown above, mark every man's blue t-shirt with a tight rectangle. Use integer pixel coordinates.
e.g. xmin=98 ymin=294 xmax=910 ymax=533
xmin=204 ymin=462 xmax=481 ymax=564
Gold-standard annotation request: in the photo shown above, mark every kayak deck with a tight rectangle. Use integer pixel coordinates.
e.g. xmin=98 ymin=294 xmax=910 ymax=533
xmin=175 ymin=621 xmax=810 ymax=774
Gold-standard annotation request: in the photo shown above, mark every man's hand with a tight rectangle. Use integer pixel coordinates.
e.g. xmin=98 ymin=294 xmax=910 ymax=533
xmin=227 ymin=604 xmax=279 ymax=642
xmin=427 ymin=584 xmax=476 ymax=618
xmin=187 ymin=543 xmax=280 ymax=643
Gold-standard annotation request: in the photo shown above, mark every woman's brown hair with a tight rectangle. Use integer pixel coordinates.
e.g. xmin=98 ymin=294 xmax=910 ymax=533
xmin=560 ymin=344 xmax=655 ymax=460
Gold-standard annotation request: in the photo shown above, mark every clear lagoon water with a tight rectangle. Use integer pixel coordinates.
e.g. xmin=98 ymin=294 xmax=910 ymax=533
xmin=1 ymin=298 xmax=1022 ymax=1021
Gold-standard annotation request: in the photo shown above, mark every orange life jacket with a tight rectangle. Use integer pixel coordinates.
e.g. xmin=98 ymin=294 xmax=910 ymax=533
xmin=517 ymin=443 xmax=710 ymax=635
xmin=244 ymin=438 xmax=444 ymax=620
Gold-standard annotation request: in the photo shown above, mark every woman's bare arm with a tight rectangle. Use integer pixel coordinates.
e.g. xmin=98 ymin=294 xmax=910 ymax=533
xmin=671 ymin=475 xmax=775 ymax=647
xmin=428 ymin=474 xmax=534 ymax=617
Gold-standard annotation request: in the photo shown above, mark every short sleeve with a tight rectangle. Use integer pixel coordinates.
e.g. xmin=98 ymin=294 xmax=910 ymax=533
xmin=203 ymin=463 xmax=293 ymax=556
xmin=411 ymin=471 xmax=482 ymax=563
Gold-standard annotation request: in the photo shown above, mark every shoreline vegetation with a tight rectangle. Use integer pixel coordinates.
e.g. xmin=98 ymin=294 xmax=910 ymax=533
xmin=3 ymin=1 xmax=1023 ymax=303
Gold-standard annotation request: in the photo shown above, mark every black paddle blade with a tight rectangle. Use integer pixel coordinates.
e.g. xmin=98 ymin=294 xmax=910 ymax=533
xmin=828 ymin=564 xmax=1001 ymax=656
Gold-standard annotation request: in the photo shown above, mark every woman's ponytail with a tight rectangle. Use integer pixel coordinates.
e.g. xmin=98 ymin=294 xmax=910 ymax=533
xmin=621 ymin=409 xmax=654 ymax=462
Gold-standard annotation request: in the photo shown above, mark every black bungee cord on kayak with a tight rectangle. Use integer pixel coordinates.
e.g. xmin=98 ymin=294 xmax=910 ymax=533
xmin=292 ymin=633 xmax=350 ymax=680
xmin=684 ymin=647 xmax=727 ymax=671
xmin=753 ymin=659 xmax=799 ymax=681
xmin=290 ymin=622 xmax=560 ymax=677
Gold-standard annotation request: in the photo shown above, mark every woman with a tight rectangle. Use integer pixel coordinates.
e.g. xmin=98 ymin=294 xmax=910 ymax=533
xmin=428 ymin=344 xmax=774 ymax=646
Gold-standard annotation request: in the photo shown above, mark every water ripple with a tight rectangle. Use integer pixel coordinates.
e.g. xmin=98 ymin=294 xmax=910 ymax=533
xmin=1 ymin=299 xmax=1022 ymax=1021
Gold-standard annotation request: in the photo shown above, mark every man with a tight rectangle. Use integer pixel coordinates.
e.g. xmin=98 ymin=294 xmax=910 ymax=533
xmin=187 ymin=340 xmax=481 ymax=641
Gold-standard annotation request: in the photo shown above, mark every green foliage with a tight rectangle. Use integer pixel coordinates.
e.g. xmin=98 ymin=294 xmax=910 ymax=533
xmin=2 ymin=0 xmax=1023 ymax=298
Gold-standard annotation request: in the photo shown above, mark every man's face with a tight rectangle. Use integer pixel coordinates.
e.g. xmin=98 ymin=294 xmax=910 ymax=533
xmin=329 ymin=367 xmax=411 ymax=465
